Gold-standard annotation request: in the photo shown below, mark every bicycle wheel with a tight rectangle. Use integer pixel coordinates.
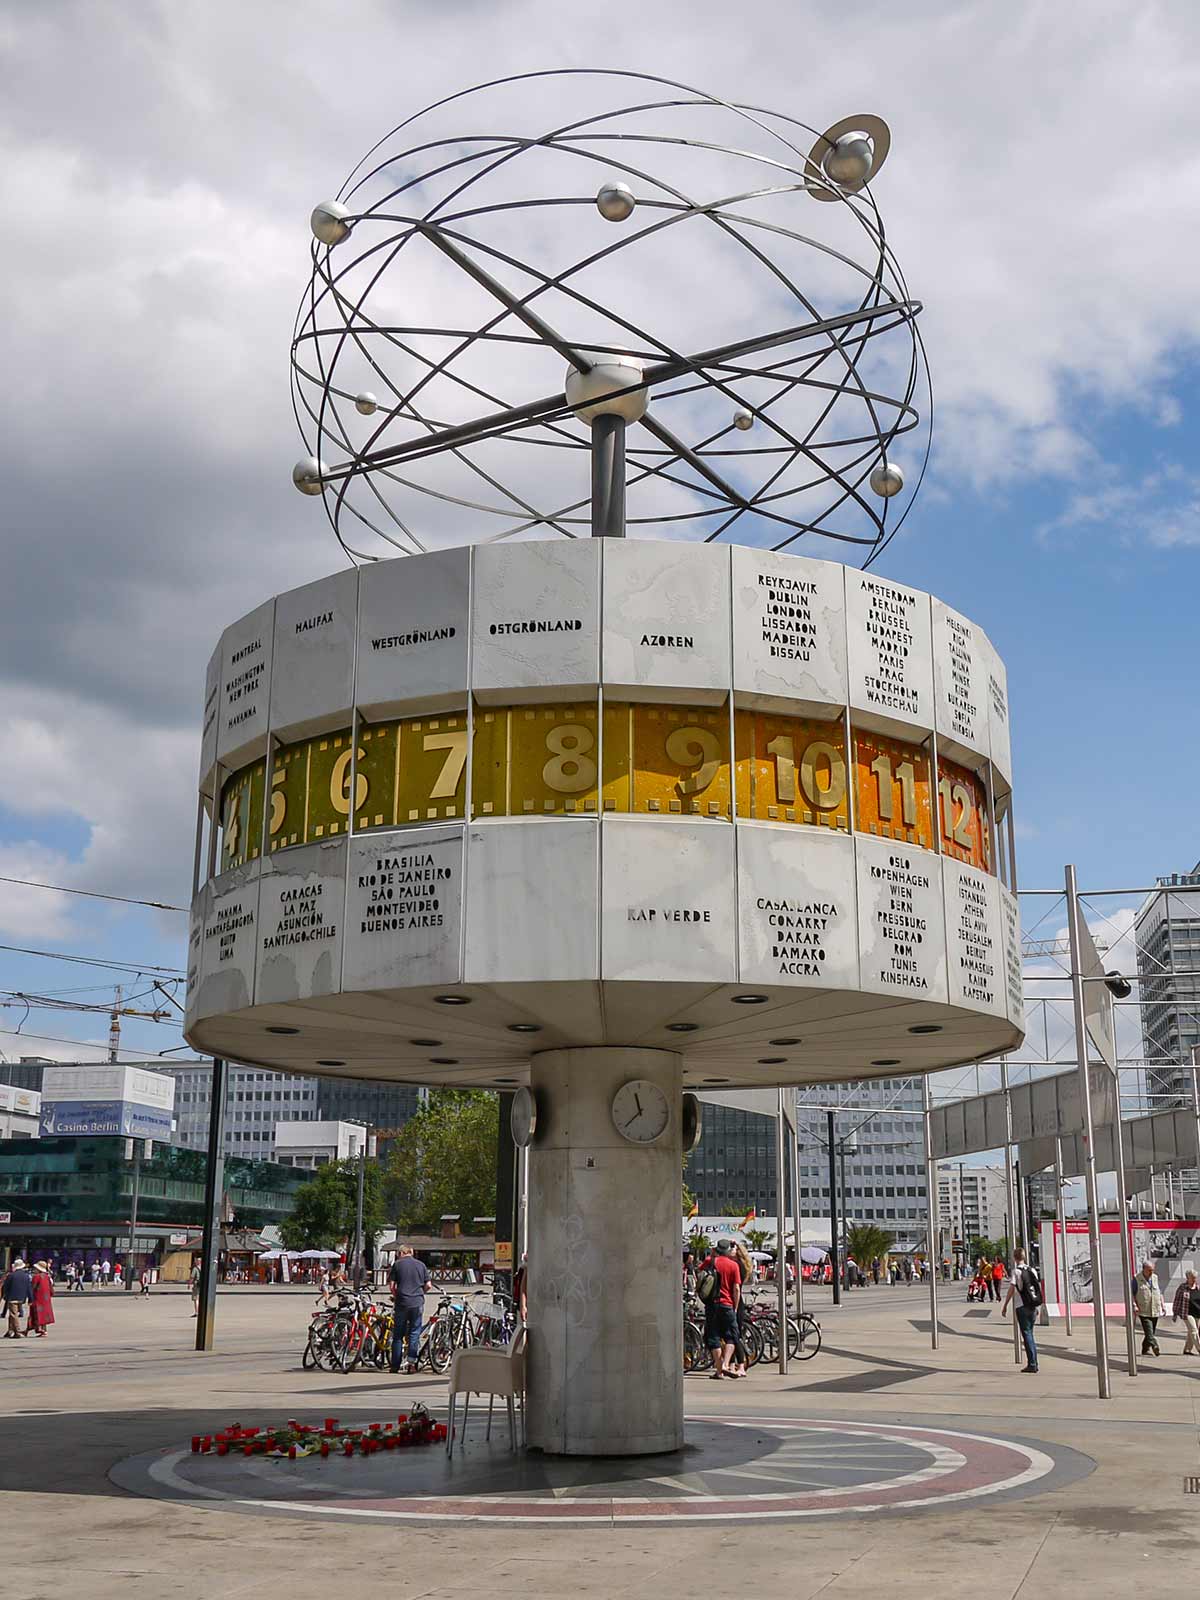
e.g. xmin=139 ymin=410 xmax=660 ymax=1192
xmin=756 ymin=1316 xmax=779 ymax=1362
xmin=683 ymin=1320 xmax=707 ymax=1373
xmin=302 ymin=1335 xmax=320 ymax=1370
xmin=328 ymin=1317 xmax=357 ymax=1373
xmin=427 ymin=1318 xmax=456 ymax=1374
xmin=742 ymin=1318 xmax=764 ymax=1369
xmin=794 ymin=1315 xmax=822 ymax=1360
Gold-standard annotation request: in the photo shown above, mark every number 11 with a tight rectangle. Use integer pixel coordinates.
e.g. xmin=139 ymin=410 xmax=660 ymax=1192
xmin=870 ymin=752 xmax=917 ymax=827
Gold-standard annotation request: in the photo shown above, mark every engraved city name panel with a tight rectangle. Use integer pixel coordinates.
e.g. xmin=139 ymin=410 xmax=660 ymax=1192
xmin=602 ymin=539 xmax=730 ymax=702
xmin=931 ymin=598 xmax=990 ymax=762
xmin=601 ymin=818 xmax=736 ymax=983
xmin=255 ymin=840 xmax=346 ymax=1007
xmin=199 ymin=644 xmax=221 ymax=791
xmin=942 ymin=857 xmax=1003 ymax=1017
xmin=854 ymin=833 xmax=948 ymax=1003
xmin=736 ymin=824 xmax=859 ymax=989
xmin=357 ymin=546 xmax=470 ymax=718
xmin=845 ymin=573 xmax=933 ymax=736
xmin=999 ymin=885 xmax=1024 ymax=1030
xmin=982 ymin=633 xmax=1013 ymax=788
xmin=270 ymin=568 xmax=359 ymax=741
xmin=194 ymin=861 xmax=261 ymax=1021
xmin=217 ymin=600 xmax=275 ymax=770
xmin=731 ymin=547 xmax=848 ymax=714
xmin=343 ymin=827 xmax=464 ymax=991
xmin=471 ymin=540 xmax=600 ymax=704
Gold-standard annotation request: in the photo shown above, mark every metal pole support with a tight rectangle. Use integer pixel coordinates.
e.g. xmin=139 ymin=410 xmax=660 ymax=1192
xmin=591 ymin=414 xmax=626 ymax=537
xmin=776 ymin=1088 xmax=789 ymax=1375
xmin=922 ymin=1076 xmax=939 ymax=1350
xmin=1055 ymin=1138 xmax=1073 ymax=1337
xmin=195 ymin=1057 xmax=226 ymax=1353
xmin=1065 ymin=863 xmax=1111 ymax=1400
xmin=124 ymin=1140 xmax=142 ymax=1292
xmin=827 ymin=1110 xmax=841 ymax=1307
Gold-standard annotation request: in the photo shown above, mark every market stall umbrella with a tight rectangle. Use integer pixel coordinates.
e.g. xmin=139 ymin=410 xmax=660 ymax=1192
xmin=800 ymin=1246 xmax=829 ymax=1265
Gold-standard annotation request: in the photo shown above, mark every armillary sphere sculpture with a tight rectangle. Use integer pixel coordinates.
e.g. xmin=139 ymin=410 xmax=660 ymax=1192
xmin=290 ymin=69 xmax=929 ymax=561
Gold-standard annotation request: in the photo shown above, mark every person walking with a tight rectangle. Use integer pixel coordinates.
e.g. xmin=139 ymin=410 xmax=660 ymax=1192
xmin=112 ymin=1262 xmax=122 ymax=1289
xmin=991 ymin=1258 xmax=1006 ymax=1302
xmin=388 ymin=1246 xmax=432 ymax=1375
xmin=100 ymin=1257 xmax=112 ymax=1288
xmin=1172 ymin=1268 xmax=1200 ymax=1355
xmin=28 ymin=1262 xmax=55 ymax=1339
xmin=728 ymin=1242 xmax=755 ymax=1377
xmin=698 ymin=1239 xmax=742 ymax=1379
xmin=1134 ymin=1260 xmax=1165 ymax=1355
xmin=1 ymin=1258 xmax=32 ymax=1338
xmin=1002 ymin=1246 xmax=1043 ymax=1373
xmin=139 ymin=1263 xmax=153 ymax=1296
xmin=189 ymin=1260 xmax=202 ymax=1317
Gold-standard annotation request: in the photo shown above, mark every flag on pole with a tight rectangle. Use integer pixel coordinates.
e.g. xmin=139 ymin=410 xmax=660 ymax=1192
xmin=687 ymin=1200 xmax=699 ymax=1219
xmin=740 ymin=1207 xmax=756 ymax=1229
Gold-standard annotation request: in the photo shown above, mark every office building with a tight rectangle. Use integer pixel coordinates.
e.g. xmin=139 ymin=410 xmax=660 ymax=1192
xmin=273 ymin=1119 xmax=370 ymax=1169
xmin=686 ymin=1080 xmax=929 ymax=1252
xmin=1135 ymin=865 xmax=1200 ymax=1108
xmin=163 ymin=1063 xmax=418 ymax=1161
xmin=935 ymin=1161 xmax=1009 ymax=1246
xmin=0 ymin=1085 xmax=40 ymax=1139
xmin=0 ymin=1057 xmax=52 ymax=1093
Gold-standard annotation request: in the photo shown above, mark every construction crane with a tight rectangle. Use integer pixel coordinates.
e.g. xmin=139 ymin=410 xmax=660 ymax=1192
xmin=0 ymin=983 xmax=176 ymax=1059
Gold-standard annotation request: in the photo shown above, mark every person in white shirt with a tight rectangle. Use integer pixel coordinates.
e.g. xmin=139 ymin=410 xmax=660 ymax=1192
xmin=1133 ymin=1260 xmax=1165 ymax=1355
xmin=100 ymin=1257 xmax=112 ymax=1286
xmin=1001 ymin=1246 xmax=1043 ymax=1373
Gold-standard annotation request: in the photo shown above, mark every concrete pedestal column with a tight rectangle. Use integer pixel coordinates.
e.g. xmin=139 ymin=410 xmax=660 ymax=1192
xmin=526 ymin=1047 xmax=683 ymax=1456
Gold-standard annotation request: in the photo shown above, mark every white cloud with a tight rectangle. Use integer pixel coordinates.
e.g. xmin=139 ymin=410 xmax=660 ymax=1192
xmin=3 ymin=1 xmax=1200 ymax=943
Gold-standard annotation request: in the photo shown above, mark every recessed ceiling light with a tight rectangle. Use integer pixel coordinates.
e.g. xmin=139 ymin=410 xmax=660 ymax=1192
xmin=758 ymin=1057 xmax=786 ymax=1065
xmin=871 ymin=1058 xmax=901 ymax=1067
xmin=409 ymin=1038 xmax=441 ymax=1047
xmin=497 ymin=1078 xmax=519 ymax=1085
xmin=703 ymin=1078 xmax=731 ymax=1085
xmin=908 ymin=1024 xmax=943 ymax=1035
xmin=430 ymin=1057 xmax=460 ymax=1065
xmin=667 ymin=1022 xmax=700 ymax=1033
xmin=507 ymin=1023 xmax=541 ymax=1033
xmin=266 ymin=1026 xmax=299 ymax=1035
xmin=770 ymin=1037 xmax=800 ymax=1046
xmin=731 ymin=994 xmax=768 ymax=1005
xmin=316 ymin=1059 xmax=345 ymax=1067
xmin=434 ymin=994 xmax=471 ymax=1006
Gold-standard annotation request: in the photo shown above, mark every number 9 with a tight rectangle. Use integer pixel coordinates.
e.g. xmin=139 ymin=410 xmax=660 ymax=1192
xmin=665 ymin=726 xmax=721 ymax=796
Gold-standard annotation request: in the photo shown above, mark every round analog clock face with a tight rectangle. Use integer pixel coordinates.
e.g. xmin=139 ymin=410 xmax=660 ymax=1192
xmin=612 ymin=1079 xmax=671 ymax=1144
xmin=682 ymin=1092 xmax=702 ymax=1155
xmin=510 ymin=1086 xmax=538 ymax=1148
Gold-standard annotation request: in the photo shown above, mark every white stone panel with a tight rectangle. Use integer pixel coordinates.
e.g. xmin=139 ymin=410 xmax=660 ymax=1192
xmin=357 ymin=547 xmax=470 ymax=718
xmin=982 ymin=633 xmax=1013 ymax=787
xmin=602 ymin=819 xmax=735 ymax=983
xmin=269 ymin=569 xmax=358 ymax=741
xmin=602 ymin=540 xmax=729 ymax=702
xmin=931 ymin=599 xmax=990 ymax=762
xmin=942 ymin=857 xmax=1003 ymax=1016
xmin=464 ymin=820 xmax=597 ymax=982
xmin=255 ymin=840 xmax=346 ymax=1007
xmin=343 ymin=826 xmax=464 ymax=991
xmin=845 ymin=572 xmax=933 ymax=735
xmin=999 ymin=885 xmax=1024 ymax=1031
xmin=854 ymin=833 xmax=947 ymax=1003
xmin=731 ymin=548 xmax=848 ymax=713
xmin=736 ymin=824 xmax=858 ymax=988
xmin=217 ymin=600 xmax=275 ymax=769
xmin=193 ymin=862 xmax=261 ymax=1021
xmin=199 ymin=644 xmax=221 ymax=791
xmin=471 ymin=541 xmax=600 ymax=704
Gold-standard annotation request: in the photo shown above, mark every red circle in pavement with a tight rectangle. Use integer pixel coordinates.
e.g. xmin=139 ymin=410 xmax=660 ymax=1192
xmin=130 ymin=1416 xmax=1067 ymax=1524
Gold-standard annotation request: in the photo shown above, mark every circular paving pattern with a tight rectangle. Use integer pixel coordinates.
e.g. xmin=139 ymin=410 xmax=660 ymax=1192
xmin=110 ymin=1412 xmax=1093 ymax=1525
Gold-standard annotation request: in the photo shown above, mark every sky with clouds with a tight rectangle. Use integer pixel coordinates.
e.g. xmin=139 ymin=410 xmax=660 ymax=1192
xmin=1 ymin=0 xmax=1197 ymax=1076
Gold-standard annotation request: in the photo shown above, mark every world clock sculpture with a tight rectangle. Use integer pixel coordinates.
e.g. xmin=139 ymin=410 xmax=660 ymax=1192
xmin=185 ymin=72 xmax=1023 ymax=1456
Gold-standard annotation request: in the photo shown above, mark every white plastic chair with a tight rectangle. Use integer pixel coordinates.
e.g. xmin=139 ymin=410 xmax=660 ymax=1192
xmin=446 ymin=1324 xmax=526 ymax=1459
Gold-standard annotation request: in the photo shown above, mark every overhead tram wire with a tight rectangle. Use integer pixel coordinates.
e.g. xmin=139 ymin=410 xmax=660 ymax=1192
xmin=0 ymin=874 xmax=187 ymax=913
xmin=0 ymin=943 xmax=185 ymax=977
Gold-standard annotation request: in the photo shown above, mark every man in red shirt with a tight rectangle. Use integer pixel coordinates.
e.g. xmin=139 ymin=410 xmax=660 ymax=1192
xmin=701 ymin=1239 xmax=743 ymax=1379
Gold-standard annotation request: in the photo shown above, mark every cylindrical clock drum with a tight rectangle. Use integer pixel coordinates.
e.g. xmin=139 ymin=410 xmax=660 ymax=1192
xmin=185 ymin=538 xmax=1022 ymax=1453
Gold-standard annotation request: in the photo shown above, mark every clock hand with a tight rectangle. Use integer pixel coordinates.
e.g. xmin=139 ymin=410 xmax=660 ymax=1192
xmin=634 ymin=1092 xmax=644 ymax=1117
xmin=623 ymin=1112 xmax=641 ymax=1131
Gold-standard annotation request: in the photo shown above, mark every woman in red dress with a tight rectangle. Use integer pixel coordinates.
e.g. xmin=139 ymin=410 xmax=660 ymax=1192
xmin=27 ymin=1261 xmax=55 ymax=1338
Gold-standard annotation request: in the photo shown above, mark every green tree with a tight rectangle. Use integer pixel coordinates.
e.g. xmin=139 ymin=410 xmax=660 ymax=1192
xmin=845 ymin=1222 xmax=894 ymax=1266
xmin=744 ymin=1227 xmax=771 ymax=1254
xmin=385 ymin=1090 xmax=498 ymax=1231
xmin=968 ymin=1233 xmax=1011 ymax=1263
xmin=279 ymin=1159 xmax=388 ymax=1251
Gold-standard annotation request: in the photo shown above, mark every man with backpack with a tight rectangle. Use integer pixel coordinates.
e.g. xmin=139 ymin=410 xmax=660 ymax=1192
xmin=1001 ymin=1246 xmax=1043 ymax=1373
xmin=696 ymin=1239 xmax=742 ymax=1380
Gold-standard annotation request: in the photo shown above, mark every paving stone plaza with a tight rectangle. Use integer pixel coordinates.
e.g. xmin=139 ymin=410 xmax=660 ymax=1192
xmin=3 ymin=1285 xmax=1198 ymax=1596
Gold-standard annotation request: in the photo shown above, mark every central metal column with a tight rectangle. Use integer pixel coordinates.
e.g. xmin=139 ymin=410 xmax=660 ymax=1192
xmin=827 ymin=1110 xmax=841 ymax=1306
xmin=775 ymin=1088 xmax=789 ymax=1375
xmin=195 ymin=1056 xmax=226 ymax=1352
xmin=922 ymin=1076 xmax=939 ymax=1349
xmin=526 ymin=1047 xmax=683 ymax=1455
xmin=591 ymin=415 xmax=626 ymax=537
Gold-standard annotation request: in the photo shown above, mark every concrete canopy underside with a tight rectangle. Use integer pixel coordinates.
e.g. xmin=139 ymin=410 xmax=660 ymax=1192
xmin=186 ymin=979 xmax=1019 ymax=1090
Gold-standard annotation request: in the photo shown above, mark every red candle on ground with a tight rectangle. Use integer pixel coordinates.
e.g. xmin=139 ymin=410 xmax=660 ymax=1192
xmin=191 ymin=1436 xmax=201 ymax=1453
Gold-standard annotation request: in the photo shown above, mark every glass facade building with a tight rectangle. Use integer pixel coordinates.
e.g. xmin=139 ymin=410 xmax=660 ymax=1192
xmin=1136 ymin=867 xmax=1200 ymax=1108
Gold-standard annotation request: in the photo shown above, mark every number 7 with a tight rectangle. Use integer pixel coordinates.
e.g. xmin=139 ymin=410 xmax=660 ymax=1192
xmin=423 ymin=730 xmax=468 ymax=799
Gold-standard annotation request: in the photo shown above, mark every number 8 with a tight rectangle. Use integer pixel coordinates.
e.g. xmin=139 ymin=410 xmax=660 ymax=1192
xmin=543 ymin=724 xmax=596 ymax=794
